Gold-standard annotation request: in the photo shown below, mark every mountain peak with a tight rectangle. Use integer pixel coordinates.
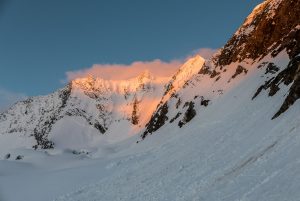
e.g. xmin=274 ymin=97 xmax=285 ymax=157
xmin=175 ymin=55 xmax=205 ymax=79
xmin=187 ymin=54 xmax=205 ymax=63
xmin=137 ymin=69 xmax=151 ymax=78
xmin=136 ymin=69 xmax=155 ymax=83
xmin=216 ymin=0 xmax=299 ymax=66
xmin=71 ymin=76 xmax=98 ymax=92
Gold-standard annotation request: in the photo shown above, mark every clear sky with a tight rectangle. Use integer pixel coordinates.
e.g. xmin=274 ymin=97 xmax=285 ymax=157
xmin=0 ymin=0 xmax=262 ymax=102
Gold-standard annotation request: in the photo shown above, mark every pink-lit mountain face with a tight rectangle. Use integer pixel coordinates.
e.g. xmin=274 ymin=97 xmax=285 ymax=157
xmin=0 ymin=70 xmax=173 ymax=149
xmin=0 ymin=0 xmax=299 ymax=150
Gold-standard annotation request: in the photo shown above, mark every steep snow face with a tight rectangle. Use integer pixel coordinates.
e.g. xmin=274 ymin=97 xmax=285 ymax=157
xmin=0 ymin=71 xmax=169 ymax=150
xmin=142 ymin=55 xmax=205 ymax=138
xmin=163 ymin=55 xmax=205 ymax=100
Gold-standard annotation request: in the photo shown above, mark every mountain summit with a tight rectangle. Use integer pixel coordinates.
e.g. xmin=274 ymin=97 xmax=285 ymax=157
xmin=217 ymin=0 xmax=300 ymax=66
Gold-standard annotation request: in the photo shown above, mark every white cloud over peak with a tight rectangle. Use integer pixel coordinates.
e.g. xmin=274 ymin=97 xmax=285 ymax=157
xmin=190 ymin=48 xmax=217 ymax=60
xmin=64 ymin=48 xmax=217 ymax=82
xmin=65 ymin=59 xmax=183 ymax=81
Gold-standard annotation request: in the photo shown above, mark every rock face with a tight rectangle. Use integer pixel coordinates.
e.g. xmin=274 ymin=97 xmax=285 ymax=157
xmin=242 ymin=0 xmax=300 ymax=119
xmin=216 ymin=0 xmax=300 ymax=67
xmin=33 ymin=85 xmax=72 ymax=149
xmin=131 ymin=97 xmax=139 ymax=125
xmin=272 ymin=56 xmax=300 ymax=119
xmin=215 ymin=0 xmax=300 ymax=120
xmin=141 ymin=103 xmax=169 ymax=139
xmin=253 ymin=56 xmax=300 ymax=119
xmin=178 ymin=101 xmax=196 ymax=128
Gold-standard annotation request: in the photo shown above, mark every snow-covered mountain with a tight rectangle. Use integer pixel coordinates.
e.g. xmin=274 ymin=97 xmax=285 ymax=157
xmin=1 ymin=0 xmax=300 ymax=200
xmin=142 ymin=0 xmax=300 ymax=139
xmin=0 ymin=70 xmax=173 ymax=150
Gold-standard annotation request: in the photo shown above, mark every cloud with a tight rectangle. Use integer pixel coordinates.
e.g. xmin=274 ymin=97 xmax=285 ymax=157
xmin=64 ymin=48 xmax=217 ymax=82
xmin=0 ymin=88 xmax=27 ymax=112
xmin=65 ymin=59 xmax=183 ymax=81
xmin=190 ymin=48 xmax=217 ymax=60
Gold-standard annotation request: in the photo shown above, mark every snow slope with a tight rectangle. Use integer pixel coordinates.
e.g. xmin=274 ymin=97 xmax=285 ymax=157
xmin=54 ymin=62 xmax=300 ymax=201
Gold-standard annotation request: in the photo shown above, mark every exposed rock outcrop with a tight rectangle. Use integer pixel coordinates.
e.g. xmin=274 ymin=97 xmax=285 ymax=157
xmin=216 ymin=0 xmax=300 ymax=67
xmin=178 ymin=102 xmax=196 ymax=128
xmin=142 ymin=103 xmax=169 ymax=139
xmin=253 ymin=56 xmax=300 ymax=119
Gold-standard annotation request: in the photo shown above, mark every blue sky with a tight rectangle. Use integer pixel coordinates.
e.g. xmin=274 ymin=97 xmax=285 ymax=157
xmin=0 ymin=0 xmax=262 ymax=107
